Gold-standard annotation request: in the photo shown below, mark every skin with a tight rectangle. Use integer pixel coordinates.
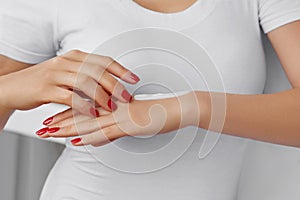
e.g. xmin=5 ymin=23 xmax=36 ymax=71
xmin=0 ymin=50 xmax=140 ymax=130
xmin=133 ymin=0 xmax=198 ymax=13
xmin=1 ymin=1 xmax=300 ymax=148
xmin=44 ymin=17 xmax=300 ymax=147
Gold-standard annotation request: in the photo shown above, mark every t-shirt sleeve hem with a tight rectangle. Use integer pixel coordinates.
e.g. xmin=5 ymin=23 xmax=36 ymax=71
xmin=262 ymin=12 xmax=300 ymax=34
xmin=0 ymin=40 xmax=55 ymax=64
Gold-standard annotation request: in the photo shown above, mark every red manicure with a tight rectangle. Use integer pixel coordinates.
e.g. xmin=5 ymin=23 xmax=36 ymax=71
xmin=121 ymin=90 xmax=132 ymax=102
xmin=130 ymin=73 xmax=140 ymax=82
xmin=71 ymin=138 xmax=82 ymax=144
xmin=43 ymin=117 xmax=53 ymax=125
xmin=108 ymin=99 xmax=117 ymax=111
xmin=36 ymin=127 xmax=49 ymax=136
xmin=90 ymin=107 xmax=100 ymax=117
xmin=48 ymin=127 xmax=60 ymax=134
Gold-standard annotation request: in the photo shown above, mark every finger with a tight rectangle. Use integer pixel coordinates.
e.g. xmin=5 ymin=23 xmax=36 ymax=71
xmin=60 ymin=57 xmax=133 ymax=103
xmin=43 ymin=107 xmax=111 ymax=127
xmin=35 ymin=127 xmax=51 ymax=138
xmin=70 ymin=63 xmax=133 ymax=103
xmin=43 ymin=108 xmax=74 ymax=126
xmin=62 ymin=50 xmax=140 ymax=84
xmin=71 ymin=125 xmax=125 ymax=147
xmin=48 ymin=115 xmax=114 ymax=138
xmin=51 ymin=87 xmax=98 ymax=117
xmin=98 ymin=71 xmax=133 ymax=103
xmin=53 ymin=71 xmax=112 ymax=111
xmin=50 ymin=114 xmax=91 ymax=128
xmin=104 ymin=57 xmax=140 ymax=84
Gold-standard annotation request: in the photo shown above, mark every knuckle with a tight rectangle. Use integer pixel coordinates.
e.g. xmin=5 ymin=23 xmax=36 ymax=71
xmin=105 ymin=56 xmax=114 ymax=63
xmin=103 ymin=56 xmax=114 ymax=68
xmin=70 ymin=49 xmax=82 ymax=56
xmin=52 ymin=56 xmax=65 ymax=65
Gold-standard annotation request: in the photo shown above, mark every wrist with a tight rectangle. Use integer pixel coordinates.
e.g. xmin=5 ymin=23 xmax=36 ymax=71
xmin=180 ymin=92 xmax=201 ymax=127
xmin=195 ymin=91 xmax=211 ymax=129
xmin=0 ymin=76 xmax=14 ymax=112
xmin=155 ymin=92 xmax=200 ymax=130
xmin=177 ymin=91 xmax=212 ymax=129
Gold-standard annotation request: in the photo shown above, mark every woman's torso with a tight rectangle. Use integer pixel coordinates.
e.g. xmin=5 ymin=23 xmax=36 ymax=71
xmin=54 ymin=0 xmax=266 ymax=199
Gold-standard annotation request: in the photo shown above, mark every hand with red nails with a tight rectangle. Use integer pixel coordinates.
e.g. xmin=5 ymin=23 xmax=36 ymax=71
xmin=0 ymin=50 xmax=139 ymax=121
xmin=40 ymin=93 xmax=197 ymax=147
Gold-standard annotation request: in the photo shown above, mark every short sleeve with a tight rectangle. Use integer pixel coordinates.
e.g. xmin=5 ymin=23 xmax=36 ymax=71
xmin=0 ymin=0 xmax=58 ymax=64
xmin=258 ymin=0 xmax=300 ymax=34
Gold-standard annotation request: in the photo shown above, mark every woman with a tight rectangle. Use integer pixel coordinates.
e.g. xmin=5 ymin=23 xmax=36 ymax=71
xmin=1 ymin=0 xmax=300 ymax=199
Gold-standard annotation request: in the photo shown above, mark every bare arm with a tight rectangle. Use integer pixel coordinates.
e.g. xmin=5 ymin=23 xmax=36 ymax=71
xmin=196 ymin=20 xmax=300 ymax=147
xmin=0 ymin=55 xmax=32 ymax=130
xmin=41 ymin=21 xmax=300 ymax=148
xmin=0 ymin=51 xmax=140 ymax=131
xmin=0 ymin=55 xmax=33 ymax=76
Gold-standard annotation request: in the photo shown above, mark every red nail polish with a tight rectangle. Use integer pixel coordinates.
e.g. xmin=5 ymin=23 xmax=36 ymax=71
xmin=121 ymin=90 xmax=132 ymax=102
xmin=108 ymin=99 xmax=117 ymax=111
xmin=43 ymin=117 xmax=53 ymax=125
xmin=130 ymin=73 xmax=140 ymax=82
xmin=90 ymin=107 xmax=100 ymax=117
xmin=48 ymin=127 xmax=60 ymax=133
xmin=36 ymin=127 xmax=48 ymax=136
xmin=71 ymin=138 xmax=82 ymax=144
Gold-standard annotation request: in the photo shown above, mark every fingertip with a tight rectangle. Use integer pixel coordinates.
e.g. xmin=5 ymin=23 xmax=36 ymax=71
xmin=71 ymin=138 xmax=82 ymax=146
xmin=90 ymin=107 xmax=100 ymax=117
xmin=130 ymin=72 xmax=140 ymax=82
xmin=107 ymin=99 xmax=117 ymax=111
xmin=121 ymin=90 xmax=132 ymax=102
xmin=36 ymin=127 xmax=48 ymax=135
xmin=43 ymin=117 xmax=54 ymax=126
xmin=122 ymin=72 xmax=140 ymax=84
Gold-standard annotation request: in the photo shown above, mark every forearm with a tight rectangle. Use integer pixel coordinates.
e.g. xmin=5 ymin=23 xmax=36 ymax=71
xmin=193 ymin=88 xmax=300 ymax=147
xmin=0 ymin=107 xmax=14 ymax=131
xmin=0 ymin=56 xmax=32 ymax=131
xmin=0 ymin=85 xmax=14 ymax=131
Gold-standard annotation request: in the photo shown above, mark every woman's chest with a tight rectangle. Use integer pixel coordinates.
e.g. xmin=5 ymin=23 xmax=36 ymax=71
xmin=56 ymin=0 xmax=266 ymax=94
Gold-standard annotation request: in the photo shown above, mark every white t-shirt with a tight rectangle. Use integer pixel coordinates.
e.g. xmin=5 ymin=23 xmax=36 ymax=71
xmin=1 ymin=0 xmax=300 ymax=199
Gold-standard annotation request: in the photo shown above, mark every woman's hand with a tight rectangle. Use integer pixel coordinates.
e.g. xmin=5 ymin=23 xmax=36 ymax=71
xmin=0 ymin=50 xmax=140 ymax=118
xmin=39 ymin=93 xmax=199 ymax=146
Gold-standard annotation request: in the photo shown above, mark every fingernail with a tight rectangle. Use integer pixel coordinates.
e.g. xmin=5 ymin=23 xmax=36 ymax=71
xmin=71 ymin=138 xmax=82 ymax=144
xmin=130 ymin=73 xmax=140 ymax=82
xmin=108 ymin=99 xmax=117 ymax=111
xmin=121 ymin=90 xmax=132 ymax=102
xmin=90 ymin=107 xmax=100 ymax=117
xmin=36 ymin=127 xmax=48 ymax=136
xmin=43 ymin=117 xmax=53 ymax=125
xmin=48 ymin=127 xmax=60 ymax=134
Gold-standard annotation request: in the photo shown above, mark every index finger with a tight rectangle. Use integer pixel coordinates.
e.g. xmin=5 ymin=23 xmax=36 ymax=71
xmin=63 ymin=50 xmax=140 ymax=84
